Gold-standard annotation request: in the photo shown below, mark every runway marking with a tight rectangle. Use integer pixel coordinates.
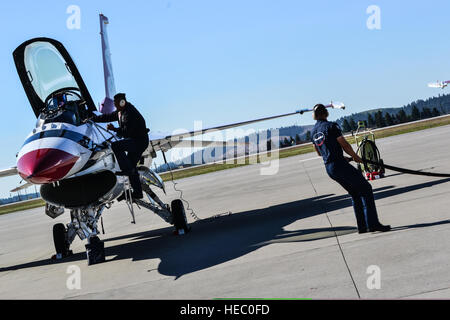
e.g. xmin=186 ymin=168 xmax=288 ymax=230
xmin=301 ymin=162 xmax=361 ymax=299
xmin=298 ymin=156 xmax=321 ymax=163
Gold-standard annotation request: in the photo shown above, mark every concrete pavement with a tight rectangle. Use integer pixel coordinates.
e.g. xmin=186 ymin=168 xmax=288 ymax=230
xmin=0 ymin=125 xmax=449 ymax=299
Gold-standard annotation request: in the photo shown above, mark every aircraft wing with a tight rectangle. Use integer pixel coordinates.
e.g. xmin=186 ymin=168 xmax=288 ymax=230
xmin=147 ymin=102 xmax=345 ymax=153
xmin=147 ymin=110 xmax=301 ymax=153
xmin=0 ymin=167 xmax=18 ymax=178
xmin=10 ymin=182 xmax=33 ymax=193
xmin=166 ymin=139 xmax=248 ymax=149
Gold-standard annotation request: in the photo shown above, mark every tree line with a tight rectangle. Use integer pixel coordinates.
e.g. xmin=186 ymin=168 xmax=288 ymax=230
xmin=280 ymin=131 xmax=312 ymax=148
xmin=341 ymin=106 xmax=442 ymax=132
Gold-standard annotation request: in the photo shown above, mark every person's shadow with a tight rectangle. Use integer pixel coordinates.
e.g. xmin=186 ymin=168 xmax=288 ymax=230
xmin=1 ymin=178 xmax=450 ymax=279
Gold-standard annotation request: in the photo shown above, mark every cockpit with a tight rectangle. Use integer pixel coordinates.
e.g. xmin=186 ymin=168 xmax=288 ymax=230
xmin=36 ymin=88 xmax=92 ymax=127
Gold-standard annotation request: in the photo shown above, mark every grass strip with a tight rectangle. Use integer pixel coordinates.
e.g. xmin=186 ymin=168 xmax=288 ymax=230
xmin=0 ymin=198 xmax=46 ymax=216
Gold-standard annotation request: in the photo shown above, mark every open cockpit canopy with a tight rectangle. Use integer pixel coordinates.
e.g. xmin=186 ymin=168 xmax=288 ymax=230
xmin=13 ymin=38 xmax=96 ymax=118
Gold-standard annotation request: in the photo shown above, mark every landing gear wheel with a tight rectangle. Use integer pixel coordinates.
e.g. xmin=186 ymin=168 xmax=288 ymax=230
xmin=52 ymin=223 xmax=72 ymax=260
xmin=85 ymin=236 xmax=105 ymax=266
xmin=171 ymin=199 xmax=190 ymax=235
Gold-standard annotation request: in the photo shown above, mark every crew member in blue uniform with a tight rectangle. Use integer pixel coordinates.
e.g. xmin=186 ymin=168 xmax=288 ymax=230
xmin=310 ymin=104 xmax=390 ymax=233
xmin=91 ymin=93 xmax=149 ymax=200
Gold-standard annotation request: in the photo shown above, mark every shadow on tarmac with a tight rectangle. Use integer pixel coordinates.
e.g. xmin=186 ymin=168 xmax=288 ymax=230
xmin=1 ymin=178 xmax=450 ymax=278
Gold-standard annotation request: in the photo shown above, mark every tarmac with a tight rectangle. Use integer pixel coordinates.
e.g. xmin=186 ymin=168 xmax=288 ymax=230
xmin=0 ymin=125 xmax=449 ymax=299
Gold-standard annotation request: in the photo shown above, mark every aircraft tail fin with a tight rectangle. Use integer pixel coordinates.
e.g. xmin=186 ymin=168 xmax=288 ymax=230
xmin=99 ymin=14 xmax=116 ymax=114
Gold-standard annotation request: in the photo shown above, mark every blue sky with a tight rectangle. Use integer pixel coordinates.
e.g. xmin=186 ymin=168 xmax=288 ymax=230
xmin=0 ymin=0 xmax=449 ymax=197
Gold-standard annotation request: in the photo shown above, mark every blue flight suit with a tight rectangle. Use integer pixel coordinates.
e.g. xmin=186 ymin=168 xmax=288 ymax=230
xmin=311 ymin=120 xmax=381 ymax=231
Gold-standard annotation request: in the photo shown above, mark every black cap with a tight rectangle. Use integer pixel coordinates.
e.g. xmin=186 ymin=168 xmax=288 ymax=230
xmin=114 ymin=93 xmax=126 ymax=101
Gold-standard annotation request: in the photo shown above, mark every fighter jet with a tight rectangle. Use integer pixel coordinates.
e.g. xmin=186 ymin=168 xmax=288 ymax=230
xmin=0 ymin=14 xmax=345 ymax=265
xmin=428 ymin=80 xmax=450 ymax=89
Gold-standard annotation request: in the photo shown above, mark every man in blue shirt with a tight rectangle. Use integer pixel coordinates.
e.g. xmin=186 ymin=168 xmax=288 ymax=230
xmin=311 ymin=104 xmax=390 ymax=233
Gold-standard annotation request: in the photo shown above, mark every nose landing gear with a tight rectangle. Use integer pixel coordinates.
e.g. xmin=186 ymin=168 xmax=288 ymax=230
xmin=51 ymin=206 xmax=107 ymax=265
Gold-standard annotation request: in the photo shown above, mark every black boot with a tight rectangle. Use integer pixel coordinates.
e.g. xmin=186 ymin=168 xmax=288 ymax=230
xmin=368 ymin=224 xmax=391 ymax=232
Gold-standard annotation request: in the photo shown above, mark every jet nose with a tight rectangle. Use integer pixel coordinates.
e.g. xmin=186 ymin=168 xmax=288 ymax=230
xmin=17 ymin=148 xmax=79 ymax=184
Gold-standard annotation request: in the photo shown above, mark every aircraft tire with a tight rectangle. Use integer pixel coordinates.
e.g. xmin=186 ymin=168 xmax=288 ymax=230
xmin=53 ymin=223 xmax=71 ymax=258
xmin=171 ymin=199 xmax=190 ymax=234
xmin=85 ymin=236 xmax=105 ymax=266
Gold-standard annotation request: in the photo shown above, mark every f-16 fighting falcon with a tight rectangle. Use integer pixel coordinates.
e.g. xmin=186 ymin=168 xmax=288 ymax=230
xmin=0 ymin=14 xmax=345 ymax=265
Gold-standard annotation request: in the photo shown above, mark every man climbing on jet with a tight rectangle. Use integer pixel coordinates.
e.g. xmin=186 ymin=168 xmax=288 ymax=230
xmin=91 ymin=93 xmax=149 ymax=200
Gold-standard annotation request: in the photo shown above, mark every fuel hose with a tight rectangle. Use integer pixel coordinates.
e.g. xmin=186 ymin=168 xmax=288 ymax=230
xmin=362 ymin=158 xmax=450 ymax=178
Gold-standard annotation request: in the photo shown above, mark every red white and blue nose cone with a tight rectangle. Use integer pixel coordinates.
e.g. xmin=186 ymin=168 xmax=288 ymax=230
xmin=17 ymin=148 xmax=79 ymax=184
